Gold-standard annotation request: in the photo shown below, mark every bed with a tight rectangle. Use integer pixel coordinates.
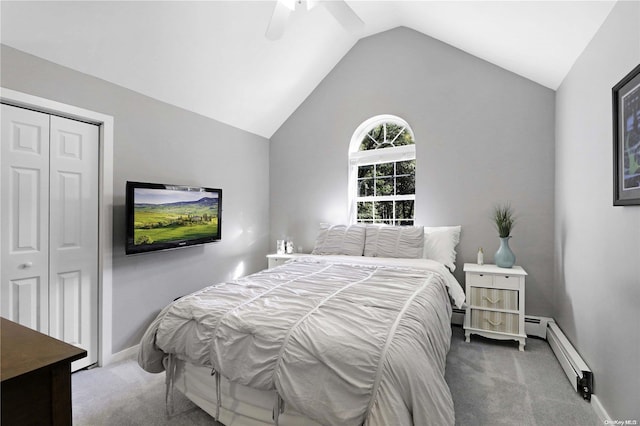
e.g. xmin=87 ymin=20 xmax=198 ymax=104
xmin=138 ymin=225 xmax=465 ymax=426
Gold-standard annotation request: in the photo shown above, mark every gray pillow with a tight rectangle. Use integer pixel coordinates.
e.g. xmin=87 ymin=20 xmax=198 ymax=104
xmin=311 ymin=224 xmax=366 ymax=256
xmin=364 ymin=225 xmax=424 ymax=258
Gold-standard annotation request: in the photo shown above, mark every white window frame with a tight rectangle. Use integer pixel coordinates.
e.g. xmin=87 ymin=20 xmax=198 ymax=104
xmin=348 ymin=115 xmax=416 ymax=224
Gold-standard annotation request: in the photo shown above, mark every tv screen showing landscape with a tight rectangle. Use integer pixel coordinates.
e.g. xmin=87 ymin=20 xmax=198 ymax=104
xmin=125 ymin=182 xmax=222 ymax=254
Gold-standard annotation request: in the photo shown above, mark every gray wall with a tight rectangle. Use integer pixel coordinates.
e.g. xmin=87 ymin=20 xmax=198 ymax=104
xmin=555 ymin=1 xmax=640 ymax=420
xmin=270 ymin=27 xmax=556 ymax=317
xmin=1 ymin=45 xmax=271 ymax=353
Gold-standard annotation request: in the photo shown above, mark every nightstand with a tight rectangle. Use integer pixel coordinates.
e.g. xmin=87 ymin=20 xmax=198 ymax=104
xmin=266 ymin=253 xmax=306 ymax=269
xmin=463 ymin=263 xmax=527 ymax=351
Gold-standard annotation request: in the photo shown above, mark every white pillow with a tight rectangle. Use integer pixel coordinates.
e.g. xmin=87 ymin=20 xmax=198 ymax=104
xmin=364 ymin=225 xmax=424 ymax=259
xmin=311 ymin=224 xmax=366 ymax=256
xmin=423 ymin=226 xmax=461 ymax=272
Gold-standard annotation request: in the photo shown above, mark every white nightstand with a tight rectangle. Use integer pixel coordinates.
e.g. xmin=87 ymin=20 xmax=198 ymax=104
xmin=463 ymin=263 xmax=527 ymax=351
xmin=266 ymin=253 xmax=306 ymax=269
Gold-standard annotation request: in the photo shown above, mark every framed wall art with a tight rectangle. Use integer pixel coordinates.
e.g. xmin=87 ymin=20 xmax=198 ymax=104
xmin=613 ymin=63 xmax=640 ymax=206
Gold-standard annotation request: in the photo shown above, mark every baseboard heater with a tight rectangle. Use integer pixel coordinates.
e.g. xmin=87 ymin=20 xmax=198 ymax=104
xmin=452 ymin=309 xmax=550 ymax=338
xmin=547 ymin=321 xmax=592 ymax=401
xmin=524 ymin=315 xmax=551 ymax=338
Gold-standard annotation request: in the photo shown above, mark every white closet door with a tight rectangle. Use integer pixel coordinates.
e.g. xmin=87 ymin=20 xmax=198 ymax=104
xmin=0 ymin=104 xmax=51 ymax=333
xmin=49 ymin=115 xmax=99 ymax=371
xmin=1 ymin=105 xmax=99 ymax=371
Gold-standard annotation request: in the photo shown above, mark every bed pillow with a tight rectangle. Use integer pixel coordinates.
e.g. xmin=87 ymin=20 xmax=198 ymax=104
xmin=423 ymin=226 xmax=461 ymax=272
xmin=364 ymin=225 xmax=424 ymax=258
xmin=311 ymin=224 xmax=366 ymax=256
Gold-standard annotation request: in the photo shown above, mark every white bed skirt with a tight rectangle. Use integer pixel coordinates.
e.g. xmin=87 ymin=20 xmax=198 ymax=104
xmin=173 ymin=359 xmax=322 ymax=426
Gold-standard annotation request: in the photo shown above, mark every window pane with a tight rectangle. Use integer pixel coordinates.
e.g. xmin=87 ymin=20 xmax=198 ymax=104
xmin=375 ymin=177 xmax=394 ymax=196
xmin=397 ymin=219 xmax=414 ymax=226
xmin=395 ymin=160 xmax=415 ymax=195
xmin=359 ymin=125 xmax=383 ymax=151
xmin=385 ymin=123 xmax=404 ymax=145
xmin=374 ymin=201 xmax=394 ymax=221
xmin=357 ymin=202 xmax=373 ymax=220
xmin=396 ymin=160 xmax=415 ymax=175
xmin=359 ymin=137 xmax=376 ymax=151
xmin=375 ymin=162 xmax=393 ymax=177
xmin=390 ymin=124 xmax=414 ymax=146
xmin=369 ymin=125 xmax=383 ymax=142
xmin=394 ymin=131 xmax=414 ymax=146
xmin=358 ymin=178 xmax=374 ymax=196
xmin=396 ymin=175 xmax=415 ymax=195
xmin=395 ymin=200 xmax=414 ymax=219
xmin=358 ymin=164 xmax=374 ymax=178
xmin=358 ymin=122 xmax=414 ymax=151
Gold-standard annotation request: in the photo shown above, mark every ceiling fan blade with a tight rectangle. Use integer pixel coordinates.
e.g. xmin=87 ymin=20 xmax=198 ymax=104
xmin=323 ymin=0 xmax=364 ymax=33
xmin=266 ymin=1 xmax=293 ymax=40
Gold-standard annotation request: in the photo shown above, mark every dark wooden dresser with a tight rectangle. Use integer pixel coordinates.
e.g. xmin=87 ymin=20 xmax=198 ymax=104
xmin=1 ymin=317 xmax=87 ymax=425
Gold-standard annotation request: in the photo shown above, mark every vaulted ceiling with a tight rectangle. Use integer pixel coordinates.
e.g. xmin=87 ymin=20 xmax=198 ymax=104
xmin=0 ymin=1 xmax=616 ymax=138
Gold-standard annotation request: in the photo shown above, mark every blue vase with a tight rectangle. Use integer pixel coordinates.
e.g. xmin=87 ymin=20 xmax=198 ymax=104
xmin=495 ymin=236 xmax=515 ymax=268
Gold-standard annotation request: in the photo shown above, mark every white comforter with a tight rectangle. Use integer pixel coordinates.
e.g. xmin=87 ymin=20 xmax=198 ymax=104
xmin=139 ymin=255 xmax=464 ymax=426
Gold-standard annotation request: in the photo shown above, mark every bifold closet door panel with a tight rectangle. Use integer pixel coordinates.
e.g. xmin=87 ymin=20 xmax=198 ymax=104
xmin=0 ymin=104 xmax=51 ymax=333
xmin=1 ymin=104 xmax=99 ymax=371
xmin=49 ymin=115 xmax=99 ymax=371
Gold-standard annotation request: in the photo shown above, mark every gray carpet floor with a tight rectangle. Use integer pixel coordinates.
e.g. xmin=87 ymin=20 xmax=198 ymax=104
xmin=445 ymin=326 xmax=599 ymax=425
xmin=72 ymin=325 xmax=600 ymax=425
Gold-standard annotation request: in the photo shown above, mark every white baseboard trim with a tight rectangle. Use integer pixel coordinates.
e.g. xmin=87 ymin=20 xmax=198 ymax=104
xmin=109 ymin=344 xmax=139 ymax=364
xmin=591 ymin=395 xmax=611 ymax=422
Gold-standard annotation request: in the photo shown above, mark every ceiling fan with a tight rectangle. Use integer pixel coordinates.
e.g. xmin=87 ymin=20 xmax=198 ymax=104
xmin=266 ymin=0 xmax=364 ymax=40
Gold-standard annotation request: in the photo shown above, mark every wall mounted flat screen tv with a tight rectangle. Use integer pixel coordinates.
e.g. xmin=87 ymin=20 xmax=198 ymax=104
xmin=125 ymin=181 xmax=222 ymax=255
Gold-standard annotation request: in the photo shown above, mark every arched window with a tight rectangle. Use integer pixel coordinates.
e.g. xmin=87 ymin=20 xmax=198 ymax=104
xmin=348 ymin=115 xmax=416 ymax=225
